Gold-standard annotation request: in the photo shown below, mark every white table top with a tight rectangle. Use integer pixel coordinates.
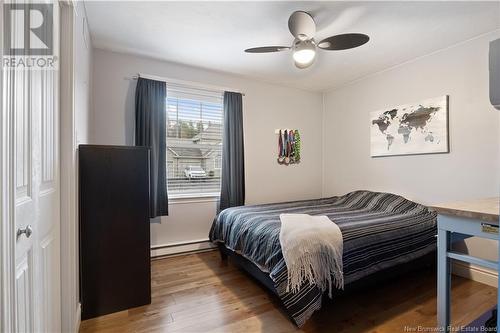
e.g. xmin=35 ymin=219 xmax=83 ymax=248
xmin=431 ymin=197 xmax=499 ymax=224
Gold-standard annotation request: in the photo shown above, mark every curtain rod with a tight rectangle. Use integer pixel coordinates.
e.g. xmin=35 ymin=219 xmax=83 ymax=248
xmin=131 ymin=73 xmax=245 ymax=96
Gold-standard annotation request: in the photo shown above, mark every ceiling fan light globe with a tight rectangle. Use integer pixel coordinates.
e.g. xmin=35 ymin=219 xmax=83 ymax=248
xmin=293 ymin=49 xmax=315 ymax=64
xmin=293 ymin=39 xmax=316 ymax=66
xmin=294 ymin=60 xmax=313 ymax=69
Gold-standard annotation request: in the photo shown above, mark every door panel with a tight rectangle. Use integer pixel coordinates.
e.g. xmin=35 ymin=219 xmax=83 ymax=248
xmin=40 ymin=235 xmax=58 ymax=332
xmin=41 ymin=70 xmax=55 ymax=190
xmin=15 ymin=70 xmax=31 ymax=202
xmin=15 ymin=251 xmax=34 ymax=333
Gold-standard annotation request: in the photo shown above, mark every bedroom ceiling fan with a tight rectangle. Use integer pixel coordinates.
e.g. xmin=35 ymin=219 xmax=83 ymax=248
xmin=245 ymin=11 xmax=369 ymax=69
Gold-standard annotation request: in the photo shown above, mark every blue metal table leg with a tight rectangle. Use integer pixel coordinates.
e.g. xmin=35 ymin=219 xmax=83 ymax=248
xmin=437 ymin=227 xmax=451 ymax=331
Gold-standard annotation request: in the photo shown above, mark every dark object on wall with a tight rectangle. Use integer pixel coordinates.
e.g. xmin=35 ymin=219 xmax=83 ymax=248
xmin=220 ymin=91 xmax=245 ymax=211
xmin=135 ymin=77 xmax=168 ymax=217
xmin=489 ymin=38 xmax=500 ymax=110
xmin=79 ymin=145 xmax=151 ymax=320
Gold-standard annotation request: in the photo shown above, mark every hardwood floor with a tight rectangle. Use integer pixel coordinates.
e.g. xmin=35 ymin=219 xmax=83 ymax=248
xmin=79 ymin=250 xmax=497 ymax=333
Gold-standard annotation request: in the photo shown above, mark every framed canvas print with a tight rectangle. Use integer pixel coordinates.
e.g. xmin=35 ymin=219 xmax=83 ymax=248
xmin=370 ymin=95 xmax=449 ymax=157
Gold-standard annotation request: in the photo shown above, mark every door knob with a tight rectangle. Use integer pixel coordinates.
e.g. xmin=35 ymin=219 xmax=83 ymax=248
xmin=17 ymin=225 xmax=33 ymax=238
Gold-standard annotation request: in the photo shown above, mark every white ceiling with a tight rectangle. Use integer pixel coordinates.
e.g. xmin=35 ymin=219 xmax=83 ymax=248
xmin=84 ymin=1 xmax=500 ymax=92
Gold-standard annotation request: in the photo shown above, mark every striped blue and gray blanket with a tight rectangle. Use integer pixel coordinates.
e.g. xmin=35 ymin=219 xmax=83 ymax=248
xmin=209 ymin=190 xmax=437 ymax=326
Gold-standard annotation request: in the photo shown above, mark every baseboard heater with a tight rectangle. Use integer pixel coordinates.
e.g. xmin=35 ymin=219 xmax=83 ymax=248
xmin=151 ymin=239 xmax=215 ymax=257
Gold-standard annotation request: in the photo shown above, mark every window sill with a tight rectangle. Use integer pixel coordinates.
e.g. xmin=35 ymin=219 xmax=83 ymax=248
xmin=168 ymin=193 xmax=220 ymax=203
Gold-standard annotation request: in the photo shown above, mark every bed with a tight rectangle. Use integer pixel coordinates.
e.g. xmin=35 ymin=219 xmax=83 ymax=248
xmin=209 ymin=190 xmax=437 ymax=326
xmin=209 ymin=191 xmax=436 ymax=327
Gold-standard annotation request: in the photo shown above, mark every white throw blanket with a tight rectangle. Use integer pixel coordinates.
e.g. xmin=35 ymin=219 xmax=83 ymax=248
xmin=279 ymin=214 xmax=344 ymax=298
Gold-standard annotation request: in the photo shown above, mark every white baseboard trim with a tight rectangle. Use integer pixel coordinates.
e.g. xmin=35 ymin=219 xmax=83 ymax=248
xmin=74 ymin=302 xmax=81 ymax=333
xmin=151 ymin=239 xmax=216 ymax=258
xmin=452 ymin=261 xmax=498 ymax=287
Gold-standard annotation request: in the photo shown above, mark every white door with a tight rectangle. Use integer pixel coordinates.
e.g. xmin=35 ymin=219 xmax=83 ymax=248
xmin=6 ymin=1 xmax=61 ymax=332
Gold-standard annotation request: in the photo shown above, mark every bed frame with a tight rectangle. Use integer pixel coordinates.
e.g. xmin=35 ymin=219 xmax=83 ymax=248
xmin=217 ymin=243 xmax=436 ymax=323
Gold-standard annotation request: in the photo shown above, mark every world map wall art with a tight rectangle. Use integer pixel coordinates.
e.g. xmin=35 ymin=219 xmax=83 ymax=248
xmin=370 ymin=95 xmax=449 ymax=157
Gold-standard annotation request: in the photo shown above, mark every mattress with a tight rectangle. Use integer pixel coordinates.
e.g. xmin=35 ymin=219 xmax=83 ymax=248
xmin=209 ymin=190 xmax=437 ymax=326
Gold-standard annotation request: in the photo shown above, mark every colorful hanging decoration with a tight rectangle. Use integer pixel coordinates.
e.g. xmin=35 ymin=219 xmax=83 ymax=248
xmin=278 ymin=130 xmax=285 ymax=164
xmin=277 ymin=129 xmax=301 ymax=165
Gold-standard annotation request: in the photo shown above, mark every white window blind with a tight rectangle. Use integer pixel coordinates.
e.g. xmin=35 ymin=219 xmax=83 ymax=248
xmin=166 ymin=84 xmax=224 ymax=197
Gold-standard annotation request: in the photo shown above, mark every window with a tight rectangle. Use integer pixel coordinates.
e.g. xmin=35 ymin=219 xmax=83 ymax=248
xmin=166 ymin=84 xmax=223 ymax=197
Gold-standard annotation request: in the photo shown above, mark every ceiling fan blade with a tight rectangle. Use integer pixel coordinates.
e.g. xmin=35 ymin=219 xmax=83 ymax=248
xmin=288 ymin=11 xmax=316 ymax=41
xmin=318 ymin=33 xmax=369 ymax=50
xmin=244 ymin=46 xmax=290 ymax=53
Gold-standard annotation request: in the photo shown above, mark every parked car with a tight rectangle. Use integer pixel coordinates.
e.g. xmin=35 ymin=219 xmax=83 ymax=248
xmin=184 ymin=166 xmax=207 ymax=179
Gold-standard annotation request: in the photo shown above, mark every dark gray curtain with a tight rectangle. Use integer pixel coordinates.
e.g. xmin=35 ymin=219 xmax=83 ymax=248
xmin=135 ymin=77 xmax=168 ymax=217
xmin=219 ymin=91 xmax=245 ymax=211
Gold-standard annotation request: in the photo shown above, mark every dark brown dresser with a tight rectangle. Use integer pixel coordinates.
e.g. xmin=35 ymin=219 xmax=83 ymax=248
xmin=79 ymin=145 xmax=151 ymax=320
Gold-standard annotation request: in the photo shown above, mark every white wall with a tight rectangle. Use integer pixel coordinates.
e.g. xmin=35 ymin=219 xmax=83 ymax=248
xmin=322 ymin=31 xmax=500 ymax=284
xmin=74 ymin=4 xmax=93 ymax=145
xmin=91 ymin=48 xmax=323 ymax=249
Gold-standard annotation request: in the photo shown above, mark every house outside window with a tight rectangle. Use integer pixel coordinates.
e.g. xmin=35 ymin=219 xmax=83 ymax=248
xmin=214 ymin=153 xmax=222 ymax=170
xmin=166 ymin=84 xmax=223 ymax=198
